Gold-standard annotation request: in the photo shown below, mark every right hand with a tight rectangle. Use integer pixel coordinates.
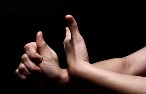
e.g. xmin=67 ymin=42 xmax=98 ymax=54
xmin=63 ymin=15 xmax=91 ymax=78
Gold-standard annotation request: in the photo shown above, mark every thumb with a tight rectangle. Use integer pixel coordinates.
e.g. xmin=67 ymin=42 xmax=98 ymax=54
xmin=36 ymin=31 xmax=51 ymax=57
xmin=65 ymin=15 xmax=89 ymax=62
xmin=65 ymin=15 xmax=83 ymax=43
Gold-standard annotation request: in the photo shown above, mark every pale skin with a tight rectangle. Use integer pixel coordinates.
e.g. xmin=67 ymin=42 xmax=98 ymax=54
xmin=16 ymin=15 xmax=146 ymax=93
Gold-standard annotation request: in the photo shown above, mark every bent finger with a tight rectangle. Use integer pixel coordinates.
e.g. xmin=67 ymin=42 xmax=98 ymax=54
xmin=15 ymin=69 xmax=27 ymax=80
xmin=18 ymin=63 xmax=31 ymax=76
xmin=21 ymin=53 xmax=41 ymax=72
xmin=24 ymin=42 xmax=42 ymax=62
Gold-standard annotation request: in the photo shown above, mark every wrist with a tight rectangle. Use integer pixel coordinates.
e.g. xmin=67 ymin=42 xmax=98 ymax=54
xmin=57 ymin=69 xmax=70 ymax=85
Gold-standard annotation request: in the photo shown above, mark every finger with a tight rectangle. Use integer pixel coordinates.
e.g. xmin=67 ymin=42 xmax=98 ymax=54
xmin=36 ymin=31 xmax=52 ymax=59
xmin=65 ymin=15 xmax=83 ymax=42
xmin=18 ymin=63 xmax=31 ymax=76
xmin=63 ymin=27 xmax=71 ymax=51
xmin=65 ymin=15 xmax=89 ymax=63
xmin=24 ymin=42 xmax=42 ymax=62
xmin=65 ymin=27 xmax=71 ymax=40
xmin=63 ymin=27 xmax=74 ymax=65
xmin=21 ymin=53 xmax=41 ymax=72
xmin=64 ymin=27 xmax=72 ymax=53
xmin=15 ymin=69 xmax=27 ymax=80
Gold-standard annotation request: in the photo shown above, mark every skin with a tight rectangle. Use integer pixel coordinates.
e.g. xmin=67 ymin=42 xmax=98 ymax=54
xmin=15 ymin=32 xmax=69 ymax=84
xmin=16 ymin=15 xmax=146 ymax=93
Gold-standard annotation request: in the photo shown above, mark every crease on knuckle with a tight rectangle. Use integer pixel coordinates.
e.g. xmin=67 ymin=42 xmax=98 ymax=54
xmin=21 ymin=54 xmax=27 ymax=61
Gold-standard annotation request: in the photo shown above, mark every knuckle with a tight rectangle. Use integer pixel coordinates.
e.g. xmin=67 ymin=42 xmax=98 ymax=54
xmin=30 ymin=53 xmax=37 ymax=59
xmin=41 ymin=41 xmax=47 ymax=47
xmin=15 ymin=69 xmax=19 ymax=75
xmin=29 ymin=66 xmax=36 ymax=72
xmin=21 ymin=54 xmax=28 ymax=61
xmin=71 ymin=22 xmax=77 ymax=29
xmin=18 ymin=64 xmax=25 ymax=71
xmin=31 ymin=42 xmax=37 ymax=48
xmin=30 ymin=42 xmax=35 ymax=44
xmin=24 ymin=43 xmax=30 ymax=50
xmin=73 ymin=24 xmax=78 ymax=29
xmin=20 ymin=75 xmax=27 ymax=80
xmin=53 ymin=57 xmax=58 ymax=62
xmin=15 ymin=69 xmax=27 ymax=80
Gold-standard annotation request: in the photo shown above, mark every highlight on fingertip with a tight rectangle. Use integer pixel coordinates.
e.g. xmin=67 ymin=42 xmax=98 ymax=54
xmin=38 ymin=31 xmax=42 ymax=35
xmin=65 ymin=27 xmax=69 ymax=31
xmin=37 ymin=31 xmax=43 ymax=38
xmin=65 ymin=14 xmax=72 ymax=18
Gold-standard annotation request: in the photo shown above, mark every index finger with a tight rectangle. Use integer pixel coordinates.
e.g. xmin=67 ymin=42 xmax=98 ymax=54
xmin=24 ymin=42 xmax=42 ymax=62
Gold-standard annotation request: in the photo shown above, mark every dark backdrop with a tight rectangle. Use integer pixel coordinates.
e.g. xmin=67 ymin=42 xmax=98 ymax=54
xmin=0 ymin=0 xmax=145 ymax=94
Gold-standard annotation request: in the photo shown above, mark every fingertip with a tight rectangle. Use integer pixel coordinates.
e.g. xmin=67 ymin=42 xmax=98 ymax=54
xmin=15 ymin=69 xmax=19 ymax=75
xmin=65 ymin=27 xmax=71 ymax=38
xmin=65 ymin=14 xmax=78 ymax=32
xmin=65 ymin=14 xmax=74 ymax=23
xmin=65 ymin=14 xmax=73 ymax=19
xmin=36 ymin=31 xmax=43 ymax=39
xmin=65 ymin=27 xmax=69 ymax=32
xmin=36 ymin=31 xmax=44 ymax=46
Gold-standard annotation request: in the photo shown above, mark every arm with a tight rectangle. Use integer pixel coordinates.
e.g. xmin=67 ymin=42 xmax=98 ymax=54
xmin=64 ymin=15 xmax=146 ymax=93
xmin=73 ymin=63 xmax=146 ymax=94
xmin=92 ymin=58 xmax=130 ymax=74
xmin=93 ymin=46 xmax=146 ymax=76
xmin=124 ymin=46 xmax=146 ymax=76
xmin=65 ymin=14 xmax=146 ymax=76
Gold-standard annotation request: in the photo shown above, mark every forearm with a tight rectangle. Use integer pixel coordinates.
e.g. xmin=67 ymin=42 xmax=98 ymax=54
xmin=75 ymin=63 xmax=146 ymax=94
xmin=92 ymin=57 xmax=133 ymax=75
xmin=58 ymin=69 xmax=95 ymax=93
xmin=92 ymin=46 xmax=146 ymax=76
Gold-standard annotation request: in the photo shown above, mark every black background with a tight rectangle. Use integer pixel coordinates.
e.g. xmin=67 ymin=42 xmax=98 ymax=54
xmin=0 ymin=0 xmax=146 ymax=93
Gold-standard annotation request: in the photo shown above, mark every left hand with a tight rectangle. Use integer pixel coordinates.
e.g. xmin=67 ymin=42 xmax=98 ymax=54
xmin=15 ymin=31 xmax=69 ymax=85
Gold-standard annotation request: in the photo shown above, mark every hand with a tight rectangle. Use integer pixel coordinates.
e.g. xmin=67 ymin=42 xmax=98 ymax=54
xmin=36 ymin=31 xmax=69 ymax=84
xmin=15 ymin=42 xmax=42 ymax=80
xmin=64 ymin=15 xmax=91 ymax=77
xmin=15 ymin=32 xmax=69 ymax=85
xmin=15 ymin=14 xmax=91 ymax=89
